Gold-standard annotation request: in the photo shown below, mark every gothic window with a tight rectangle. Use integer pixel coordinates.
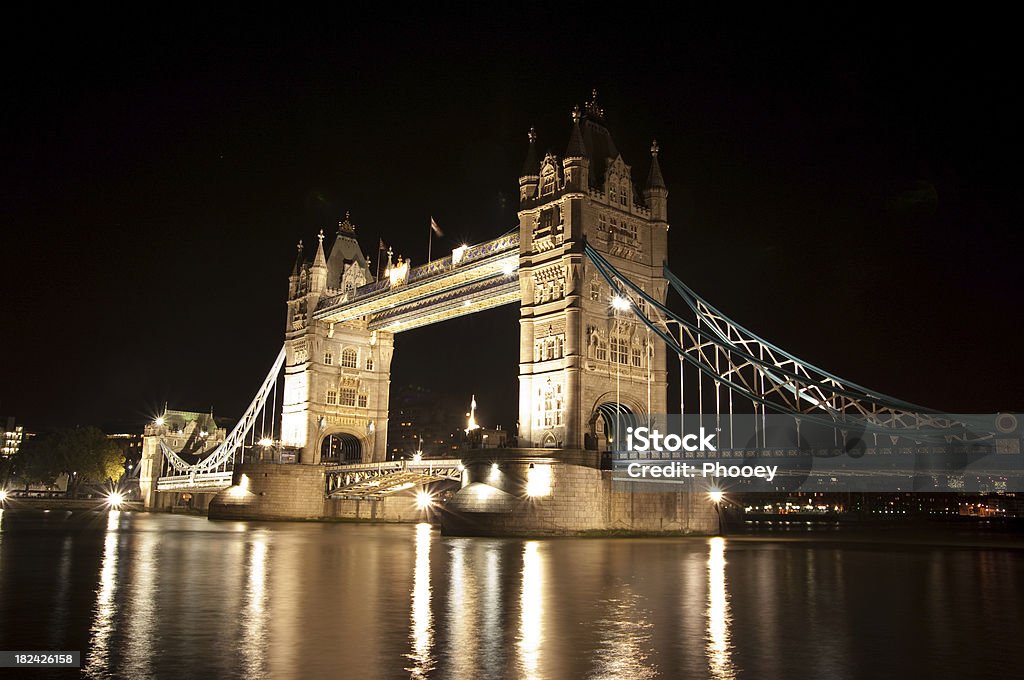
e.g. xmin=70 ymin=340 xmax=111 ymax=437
xmin=590 ymin=280 xmax=601 ymax=301
xmin=365 ymin=357 xmax=374 ymax=371
xmin=341 ymin=348 xmax=358 ymax=368
xmin=540 ymin=168 xmax=556 ymax=196
xmin=611 ymin=336 xmax=629 ymax=365
xmin=536 ymin=381 xmax=564 ymax=428
xmin=598 ymin=213 xmax=608 ymax=232
xmin=631 ymin=345 xmax=643 ymax=368
xmin=619 ymin=186 xmax=628 ymax=206
xmin=357 ymin=394 xmax=368 ymax=408
xmin=340 ymin=387 xmax=357 ymax=407
xmin=596 ymin=338 xmax=608 ymax=361
xmin=326 ymin=390 xmax=338 ymax=405
xmin=324 ymin=351 xmax=333 ymax=365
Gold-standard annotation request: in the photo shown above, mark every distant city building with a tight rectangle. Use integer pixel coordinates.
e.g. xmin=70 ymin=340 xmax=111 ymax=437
xmin=387 ymin=385 xmax=468 ymax=460
xmin=107 ymin=432 xmax=144 ymax=473
xmin=2 ymin=417 xmax=26 ymax=457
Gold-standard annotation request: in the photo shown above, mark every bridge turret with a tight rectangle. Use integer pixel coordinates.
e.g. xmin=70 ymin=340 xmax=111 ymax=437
xmin=519 ymin=128 xmax=539 ymax=204
xmin=288 ymin=240 xmax=304 ymax=300
xmin=563 ymin=106 xmax=590 ymax=191
xmin=326 ymin=213 xmax=371 ymax=296
xmin=643 ymin=140 xmax=669 ymax=223
xmin=309 ymin=229 xmax=328 ymax=294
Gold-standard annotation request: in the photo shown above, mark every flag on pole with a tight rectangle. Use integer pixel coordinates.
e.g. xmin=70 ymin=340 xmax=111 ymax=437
xmin=430 ymin=216 xmax=443 ymax=237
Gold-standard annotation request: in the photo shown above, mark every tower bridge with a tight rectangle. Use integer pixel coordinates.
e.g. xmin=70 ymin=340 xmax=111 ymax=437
xmin=139 ymin=93 xmax=1018 ymax=533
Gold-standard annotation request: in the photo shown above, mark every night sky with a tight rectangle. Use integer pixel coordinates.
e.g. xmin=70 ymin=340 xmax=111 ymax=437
xmin=4 ymin=12 xmax=1021 ymax=433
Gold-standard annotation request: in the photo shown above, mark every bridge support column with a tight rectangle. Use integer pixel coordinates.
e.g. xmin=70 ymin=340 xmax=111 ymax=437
xmin=441 ymin=449 xmax=718 ymax=536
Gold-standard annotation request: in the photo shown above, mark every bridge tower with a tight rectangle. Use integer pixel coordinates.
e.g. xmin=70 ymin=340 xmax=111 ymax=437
xmin=517 ymin=92 xmax=670 ymax=449
xmin=281 ymin=215 xmax=394 ymax=463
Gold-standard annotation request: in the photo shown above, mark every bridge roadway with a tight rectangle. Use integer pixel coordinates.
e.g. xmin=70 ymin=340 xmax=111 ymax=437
xmin=314 ymin=230 xmax=521 ymax=333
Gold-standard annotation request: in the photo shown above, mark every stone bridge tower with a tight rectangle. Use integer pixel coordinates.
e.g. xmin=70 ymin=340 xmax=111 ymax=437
xmin=281 ymin=216 xmax=393 ymax=463
xmin=517 ymin=92 xmax=670 ymax=449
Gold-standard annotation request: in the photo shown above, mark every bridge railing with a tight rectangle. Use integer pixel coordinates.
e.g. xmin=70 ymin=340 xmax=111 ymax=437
xmin=320 ymin=229 xmax=519 ymax=310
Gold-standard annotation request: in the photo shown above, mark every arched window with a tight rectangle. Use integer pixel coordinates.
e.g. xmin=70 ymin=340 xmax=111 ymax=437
xmin=341 ymin=348 xmax=358 ymax=368
xmin=324 ymin=351 xmax=333 ymax=365
xmin=365 ymin=356 xmax=374 ymax=371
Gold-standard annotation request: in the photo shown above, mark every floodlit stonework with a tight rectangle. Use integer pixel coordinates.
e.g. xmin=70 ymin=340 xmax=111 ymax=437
xmin=517 ymin=93 xmax=670 ymax=451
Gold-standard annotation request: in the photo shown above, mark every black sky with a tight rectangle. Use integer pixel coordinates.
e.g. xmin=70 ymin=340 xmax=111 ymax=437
xmin=3 ymin=10 xmax=1022 ymax=433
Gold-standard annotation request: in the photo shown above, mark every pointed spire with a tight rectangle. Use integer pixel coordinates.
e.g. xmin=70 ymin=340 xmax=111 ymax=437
xmin=566 ymin=105 xmax=587 ymax=158
xmin=521 ymin=127 xmax=539 ymax=177
xmin=292 ymin=240 xmax=304 ymax=276
xmin=312 ymin=229 xmax=327 ymax=268
xmin=646 ymin=139 xmax=666 ymax=190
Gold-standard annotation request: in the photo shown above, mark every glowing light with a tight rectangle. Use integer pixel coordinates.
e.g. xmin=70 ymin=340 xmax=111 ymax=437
xmin=229 ymin=474 xmax=251 ymax=498
xmin=106 ymin=491 xmax=124 ymax=508
xmin=452 ymin=244 xmax=468 ymax=265
xmin=502 ymin=260 xmax=518 ymax=276
xmin=409 ymin=522 xmax=434 ymax=675
xmin=518 ymin=541 xmax=543 ymax=678
xmin=611 ymin=294 xmax=631 ymax=311
xmin=707 ymin=536 xmax=735 ymax=678
xmin=416 ymin=490 xmax=434 ymax=509
xmin=258 ymin=437 xmax=273 ymax=448
xmin=526 ymin=464 xmax=552 ymax=497
xmin=0 ymin=489 xmax=7 ymax=502
xmin=708 ymin=490 xmax=724 ymax=504
xmin=154 ymin=417 xmax=165 ymax=426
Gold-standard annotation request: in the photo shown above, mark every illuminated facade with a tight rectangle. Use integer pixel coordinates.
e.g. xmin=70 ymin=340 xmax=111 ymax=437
xmin=517 ymin=93 xmax=669 ymax=449
xmin=282 ymin=215 xmax=393 ymax=464
xmin=2 ymin=417 xmax=25 ymax=457
xmin=280 ymin=96 xmax=669 ymax=462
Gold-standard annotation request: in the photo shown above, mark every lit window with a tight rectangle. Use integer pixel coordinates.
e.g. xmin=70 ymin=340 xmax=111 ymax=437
xmin=611 ymin=336 xmax=628 ymax=364
xmin=341 ymin=348 xmax=358 ymax=368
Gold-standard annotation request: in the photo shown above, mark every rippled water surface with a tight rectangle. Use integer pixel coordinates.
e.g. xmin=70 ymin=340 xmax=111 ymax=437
xmin=0 ymin=509 xmax=1021 ymax=679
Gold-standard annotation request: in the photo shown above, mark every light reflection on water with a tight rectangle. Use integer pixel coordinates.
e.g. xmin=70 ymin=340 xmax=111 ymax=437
xmin=407 ymin=522 xmax=435 ymax=678
xmin=84 ymin=510 xmax=121 ymax=678
xmin=518 ymin=541 xmax=543 ymax=679
xmin=706 ymin=536 xmax=736 ymax=679
xmin=0 ymin=512 xmax=1021 ymax=679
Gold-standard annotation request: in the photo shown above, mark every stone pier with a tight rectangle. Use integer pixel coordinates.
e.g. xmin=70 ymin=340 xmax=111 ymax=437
xmin=442 ymin=449 xmax=718 ymax=536
xmin=208 ymin=452 xmax=718 ymax=536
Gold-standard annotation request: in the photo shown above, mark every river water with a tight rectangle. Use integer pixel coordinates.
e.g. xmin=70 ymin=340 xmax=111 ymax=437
xmin=0 ymin=509 xmax=1021 ymax=679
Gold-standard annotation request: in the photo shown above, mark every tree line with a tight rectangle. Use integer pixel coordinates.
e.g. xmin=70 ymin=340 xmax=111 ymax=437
xmin=0 ymin=426 xmax=125 ymax=497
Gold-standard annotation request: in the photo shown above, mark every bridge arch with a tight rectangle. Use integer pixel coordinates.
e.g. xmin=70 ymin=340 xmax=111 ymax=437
xmin=319 ymin=430 xmax=363 ymax=463
xmin=587 ymin=393 xmax=644 ymax=451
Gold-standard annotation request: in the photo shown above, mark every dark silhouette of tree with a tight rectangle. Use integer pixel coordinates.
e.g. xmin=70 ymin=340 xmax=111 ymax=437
xmin=13 ymin=427 xmax=124 ymax=497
